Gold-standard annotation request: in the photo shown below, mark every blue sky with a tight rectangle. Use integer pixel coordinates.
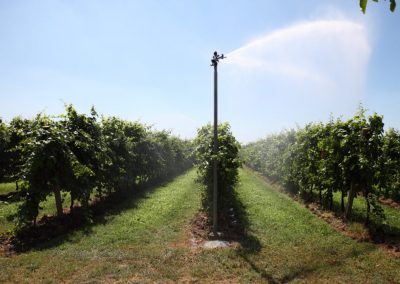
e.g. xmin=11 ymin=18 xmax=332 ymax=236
xmin=0 ymin=0 xmax=399 ymax=142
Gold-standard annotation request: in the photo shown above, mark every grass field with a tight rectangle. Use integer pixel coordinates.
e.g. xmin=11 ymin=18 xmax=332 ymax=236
xmin=1 ymin=168 xmax=399 ymax=283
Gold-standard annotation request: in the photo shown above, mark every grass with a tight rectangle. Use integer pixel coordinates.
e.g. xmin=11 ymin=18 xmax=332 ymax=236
xmin=0 ymin=190 xmax=72 ymax=235
xmin=0 ymin=182 xmax=20 ymax=234
xmin=235 ymin=168 xmax=400 ymax=283
xmin=335 ymin=191 xmax=400 ymax=237
xmin=0 ymin=170 xmax=203 ymax=283
xmin=304 ymin=186 xmax=400 ymax=237
xmin=0 ymin=182 xmax=16 ymax=195
xmin=1 ymin=168 xmax=399 ymax=283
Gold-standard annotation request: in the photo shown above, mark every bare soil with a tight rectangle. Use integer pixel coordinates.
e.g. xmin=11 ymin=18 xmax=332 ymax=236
xmin=379 ymin=197 xmax=400 ymax=210
xmin=185 ymin=211 xmax=243 ymax=250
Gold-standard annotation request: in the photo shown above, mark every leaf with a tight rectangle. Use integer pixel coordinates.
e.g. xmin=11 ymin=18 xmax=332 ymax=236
xmin=360 ymin=0 xmax=368 ymax=13
xmin=390 ymin=0 xmax=397 ymax=11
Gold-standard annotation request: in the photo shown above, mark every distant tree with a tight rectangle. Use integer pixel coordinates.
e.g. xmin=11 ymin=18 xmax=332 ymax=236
xmin=360 ymin=0 xmax=396 ymax=13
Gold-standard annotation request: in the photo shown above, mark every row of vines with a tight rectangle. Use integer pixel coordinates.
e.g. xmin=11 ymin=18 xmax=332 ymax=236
xmin=193 ymin=122 xmax=242 ymax=226
xmin=241 ymin=107 xmax=400 ymax=223
xmin=0 ymin=105 xmax=193 ymax=229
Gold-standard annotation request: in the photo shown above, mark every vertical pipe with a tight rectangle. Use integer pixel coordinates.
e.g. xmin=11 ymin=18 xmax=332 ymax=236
xmin=213 ymin=64 xmax=218 ymax=234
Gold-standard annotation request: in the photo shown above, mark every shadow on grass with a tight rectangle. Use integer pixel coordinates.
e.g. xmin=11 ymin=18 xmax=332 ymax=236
xmin=234 ymin=168 xmax=386 ymax=283
xmin=312 ymin=192 xmax=400 ymax=245
xmin=4 ymin=171 xmax=189 ymax=254
xmin=227 ymin=190 xmax=289 ymax=283
xmin=249 ymin=167 xmax=400 ymax=241
xmin=213 ymin=186 xmax=282 ymax=282
xmin=0 ymin=191 xmax=24 ymax=203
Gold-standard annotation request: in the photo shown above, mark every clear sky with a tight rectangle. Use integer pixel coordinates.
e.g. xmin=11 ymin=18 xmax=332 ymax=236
xmin=0 ymin=0 xmax=399 ymax=143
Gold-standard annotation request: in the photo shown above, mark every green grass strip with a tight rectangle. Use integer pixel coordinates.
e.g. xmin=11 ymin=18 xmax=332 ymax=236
xmin=1 ymin=168 xmax=399 ymax=283
xmin=235 ymin=168 xmax=400 ymax=283
xmin=0 ymin=170 xmax=202 ymax=283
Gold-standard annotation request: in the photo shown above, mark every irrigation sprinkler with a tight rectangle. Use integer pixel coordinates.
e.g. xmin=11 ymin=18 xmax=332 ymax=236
xmin=210 ymin=51 xmax=225 ymax=234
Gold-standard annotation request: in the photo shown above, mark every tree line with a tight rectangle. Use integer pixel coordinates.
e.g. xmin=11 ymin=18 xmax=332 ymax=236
xmin=0 ymin=105 xmax=193 ymax=229
xmin=241 ymin=107 xmax=400 ymax=223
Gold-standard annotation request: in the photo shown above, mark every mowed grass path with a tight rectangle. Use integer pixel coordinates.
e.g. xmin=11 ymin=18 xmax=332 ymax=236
xmin=236 ymin=168 xmax=400 ymax=283
xmin=0 ymin=170 xmax=203 ymax=283
xmin=1 ymin=168 xmax=399 ymax=283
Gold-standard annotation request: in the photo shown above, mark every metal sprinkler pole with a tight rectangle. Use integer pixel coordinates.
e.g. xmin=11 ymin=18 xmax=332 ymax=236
xmin=211 ymin=51 xmax=225 ymax=235
xmin=213 ymin=56 xmax=218 ymax=234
